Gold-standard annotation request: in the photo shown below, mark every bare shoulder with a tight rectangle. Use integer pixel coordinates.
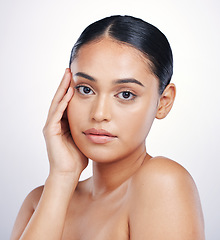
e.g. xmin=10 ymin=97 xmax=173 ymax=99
xmin=128 ymin=156 xmax=205 ymax=240
xmin=132 ymin=156 xmax=194 ymax=185
xmin=25 ymin=185 xmax=44 ymax=209
xmin=17 ymin=185 xmax=44 ymax=215
xmin=10 ymin=186 xmax=44 ymax=239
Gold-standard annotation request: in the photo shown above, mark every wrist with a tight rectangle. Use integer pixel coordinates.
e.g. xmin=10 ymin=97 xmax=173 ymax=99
xmin=45 ymin=170 xmax=81 ymax=195
xmin=43 ymin=173 xmax=79 ymax=205
xmin=48 ymin=164 xmax=83 ymax=179
xmin=47 ymin=170 xmax=81 ymax=184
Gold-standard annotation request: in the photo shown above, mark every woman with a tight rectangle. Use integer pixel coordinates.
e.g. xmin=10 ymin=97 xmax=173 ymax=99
xmin=11 ymin=15 xmax=205 ymax=239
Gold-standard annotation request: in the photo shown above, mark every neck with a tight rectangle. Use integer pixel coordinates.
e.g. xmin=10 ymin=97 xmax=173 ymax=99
xmin=90 ymin=143 xmax=150 ymax=197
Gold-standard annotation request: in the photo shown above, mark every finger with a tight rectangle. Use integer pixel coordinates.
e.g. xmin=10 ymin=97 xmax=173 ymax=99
xmin=48 ymin=68 xmax=72 ymax=116
xmin=49 ymin=87 xmax=74 ymax=127
xmin=54 ymin=68 xmax=72 ymax=101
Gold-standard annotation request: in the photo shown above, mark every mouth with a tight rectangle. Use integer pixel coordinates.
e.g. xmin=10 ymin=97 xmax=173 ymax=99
xmin=83 ymin=128 xmax=117 ymax=144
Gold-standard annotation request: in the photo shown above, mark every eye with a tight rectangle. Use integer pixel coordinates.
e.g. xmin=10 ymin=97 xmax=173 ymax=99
xmin=116 ymin=91 xmax=137 ymax=101
xmin=75 ymin=85 xmax=94 ymax=95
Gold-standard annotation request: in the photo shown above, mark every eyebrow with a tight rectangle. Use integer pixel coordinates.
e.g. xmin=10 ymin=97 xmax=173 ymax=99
xmin=74 ymin=72 xmax=145 ymax=87
xmin=74 ymin=72 xmax=95 ymax=81
xmin=114 ymin=79 xmax=144 ymax=87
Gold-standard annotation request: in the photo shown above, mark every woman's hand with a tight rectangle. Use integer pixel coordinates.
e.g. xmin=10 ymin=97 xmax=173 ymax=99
xmin=43 ymin=68 xmax=88 ymax=177
xmin=10 ymin=69 xmax=88 ymax=240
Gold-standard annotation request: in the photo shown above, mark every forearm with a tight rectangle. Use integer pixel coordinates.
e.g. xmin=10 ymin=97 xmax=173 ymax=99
xmin=19 ymin=172 xmax=80 ymax=240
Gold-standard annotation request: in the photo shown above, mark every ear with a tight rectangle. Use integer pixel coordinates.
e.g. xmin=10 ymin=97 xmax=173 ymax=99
xmin=156 ymin=83 xmax=176 ymax=119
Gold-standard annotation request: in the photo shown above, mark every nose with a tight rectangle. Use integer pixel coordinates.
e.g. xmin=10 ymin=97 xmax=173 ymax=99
xmin=91 ymin=95 xmax=111 ymax=122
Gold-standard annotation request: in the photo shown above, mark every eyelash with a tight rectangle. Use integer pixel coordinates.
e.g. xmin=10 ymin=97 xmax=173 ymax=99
xmin=75 ymin=85 xmax=94 ymax=95
xmin=115 ymin=91 xmax=137 ymax=101
xmin=75 ymin=85 xmax=137 ymax=101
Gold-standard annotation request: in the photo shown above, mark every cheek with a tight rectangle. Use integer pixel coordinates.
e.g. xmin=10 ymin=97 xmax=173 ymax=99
xmin=67 ymin=97 xmax=87 ymax=134
xmin=117 ymin=102 xmax=157 ymax=142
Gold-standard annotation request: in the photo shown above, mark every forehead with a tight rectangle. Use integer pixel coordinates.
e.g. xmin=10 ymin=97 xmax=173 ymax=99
xmin=70 ymin=38 xmax=154 ymax=81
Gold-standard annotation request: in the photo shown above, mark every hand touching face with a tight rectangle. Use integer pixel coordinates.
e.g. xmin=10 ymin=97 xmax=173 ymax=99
xmin=67 ymin=38 xmax=175 ymax=163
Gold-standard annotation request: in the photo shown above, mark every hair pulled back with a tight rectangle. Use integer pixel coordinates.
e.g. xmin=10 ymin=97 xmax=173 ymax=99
xmin=69 ymin=15 xmax=173 ymax=94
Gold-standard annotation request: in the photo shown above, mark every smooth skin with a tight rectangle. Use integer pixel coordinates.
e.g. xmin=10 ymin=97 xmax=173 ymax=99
xmin=10 ymin=38 xmax=205 ymax=240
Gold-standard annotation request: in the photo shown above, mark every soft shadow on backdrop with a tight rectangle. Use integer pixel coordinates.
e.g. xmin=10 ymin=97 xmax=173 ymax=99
xmin=0 ymin=0 xmax=219 ymax=239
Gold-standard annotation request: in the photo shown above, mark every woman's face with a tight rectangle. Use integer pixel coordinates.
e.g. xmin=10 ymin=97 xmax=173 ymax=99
xmin=67 ymin=38 xmax=160 ymax=162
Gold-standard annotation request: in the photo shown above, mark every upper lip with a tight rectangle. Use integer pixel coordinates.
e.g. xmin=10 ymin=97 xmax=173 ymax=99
xmin=83 ymin=128 xmax=116 ymax=137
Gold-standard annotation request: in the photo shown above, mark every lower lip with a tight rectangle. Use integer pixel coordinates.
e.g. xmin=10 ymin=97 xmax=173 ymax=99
xmin=84 ymin=134 xmax=116 ymax=144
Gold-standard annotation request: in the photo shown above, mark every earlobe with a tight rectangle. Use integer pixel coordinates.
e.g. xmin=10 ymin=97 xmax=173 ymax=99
xmin=156 ymin=83 xmax=176 ymax=119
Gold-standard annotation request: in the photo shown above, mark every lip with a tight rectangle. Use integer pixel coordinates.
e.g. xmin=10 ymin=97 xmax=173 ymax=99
xmin=83 ymin=128 xmax=117 ymax=144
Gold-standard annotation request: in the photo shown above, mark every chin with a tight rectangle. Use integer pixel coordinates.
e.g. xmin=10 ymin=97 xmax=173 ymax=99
xmin=83 ymin=149 xmax=120 ymax=164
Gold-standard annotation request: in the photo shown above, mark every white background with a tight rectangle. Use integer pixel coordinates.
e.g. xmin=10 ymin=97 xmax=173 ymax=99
xmin=1 ymin=0 xmax=219 ymax=239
